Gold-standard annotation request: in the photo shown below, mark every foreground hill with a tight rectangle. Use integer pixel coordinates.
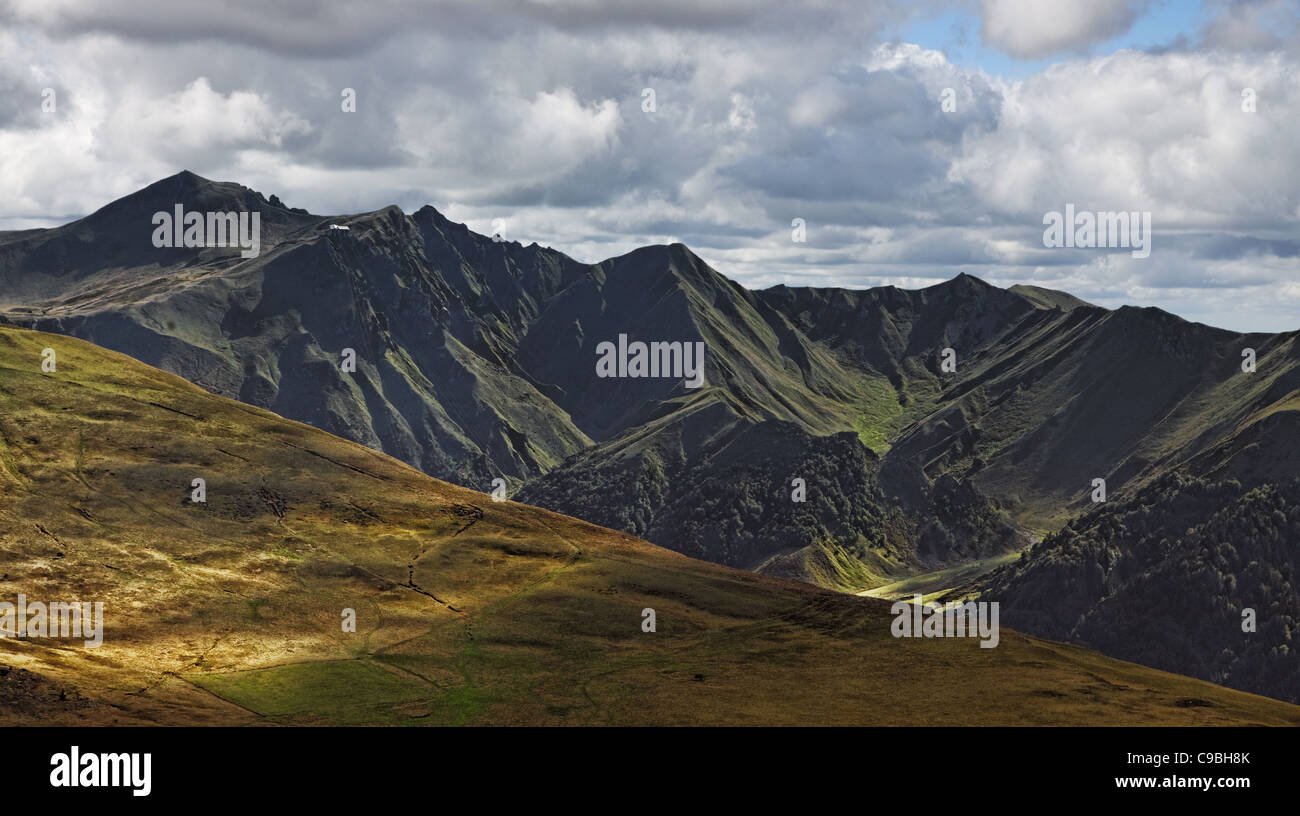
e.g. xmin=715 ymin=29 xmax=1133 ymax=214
xmin=1 ymin=325 xmax=1296 ymax=725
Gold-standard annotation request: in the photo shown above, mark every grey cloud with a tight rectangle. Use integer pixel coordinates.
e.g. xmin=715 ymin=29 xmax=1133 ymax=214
xmin=1198 ymin=0 xmax=1300 ymax=53
xmin=0 ymin=0 xmax=899 ymax=56
xmin=980 ymin=0 xmax=1150 ymax=59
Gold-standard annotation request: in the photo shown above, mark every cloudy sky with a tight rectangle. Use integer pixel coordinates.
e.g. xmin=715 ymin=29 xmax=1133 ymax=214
xmin=1 ymin=0 xmax=1298 ymax=331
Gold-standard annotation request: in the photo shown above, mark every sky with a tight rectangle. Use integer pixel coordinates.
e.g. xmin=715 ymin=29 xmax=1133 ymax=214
xmin=1 ymin=0 xmax=1298 ymax=332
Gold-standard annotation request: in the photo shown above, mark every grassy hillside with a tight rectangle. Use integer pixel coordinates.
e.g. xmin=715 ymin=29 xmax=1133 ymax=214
xmin=1 ymin=325 xmax=1297 ymax=725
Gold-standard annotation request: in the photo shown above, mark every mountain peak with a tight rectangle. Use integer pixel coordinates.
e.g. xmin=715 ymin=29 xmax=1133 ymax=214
xmin=924 ymin=272 xmax=994 ymax=293
xmin=141 ymin=169 xmax=233 ymax=199
xmin=70 ymin=172 xmax=321 ymax=240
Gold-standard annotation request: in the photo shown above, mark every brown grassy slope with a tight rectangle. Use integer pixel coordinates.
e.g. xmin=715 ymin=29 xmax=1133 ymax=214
xmin=0 ymin=325 xmax=1296 ymax=725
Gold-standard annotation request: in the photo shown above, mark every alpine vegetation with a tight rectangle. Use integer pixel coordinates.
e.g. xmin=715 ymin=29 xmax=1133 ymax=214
xmin=595 ymin=334 xmax=707 ymax=388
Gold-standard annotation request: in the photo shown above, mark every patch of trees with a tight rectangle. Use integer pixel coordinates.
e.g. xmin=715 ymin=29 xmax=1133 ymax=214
xmin=982 ymin=472 xmax=1300 ymax=703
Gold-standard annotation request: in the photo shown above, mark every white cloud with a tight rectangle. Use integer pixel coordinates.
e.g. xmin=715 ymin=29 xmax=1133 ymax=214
xmin=948 ymin=51 xmax=1300 ymax=232
xmin=112 ymin=77 xmax=312 ymax=158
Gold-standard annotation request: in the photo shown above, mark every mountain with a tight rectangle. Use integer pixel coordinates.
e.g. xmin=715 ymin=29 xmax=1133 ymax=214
xmin=755 ymin=277 xmax=1300 ymax=525
xmin=3 ymin=324 xmax=1297 ymax=725
xmin=878 ymin=302 xmax=1300 ymax=529
xmin=0 ymin=171 xmax=597 ymax=488
xmin=519 ymin=273 xmax=1041 ymax=584
xmin=3 ymin=173 xmax=1298 ymax=594
xmin=976 ymin=472 xmax=1300 ymax=704
xmin=6 ymin=172 xmax=1300 ymax=708
xmin=0 ymin=172 xmax=1031 ymax=588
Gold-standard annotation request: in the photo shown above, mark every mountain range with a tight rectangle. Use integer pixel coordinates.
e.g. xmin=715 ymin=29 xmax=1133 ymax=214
xmin=2 ymin=171 xmax=1297 ymax=705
